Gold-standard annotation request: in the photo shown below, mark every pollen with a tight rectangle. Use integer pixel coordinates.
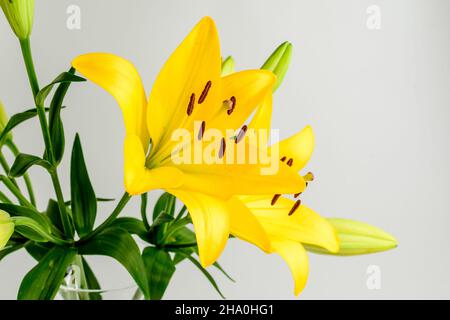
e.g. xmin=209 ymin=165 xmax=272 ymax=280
xmin=226 ymin=96 xmax=236 ymax=115
xmin=280 ymin=156 xmax=287 ymax=162
xmin=271 ymin=194 xmax=281 ymax=206
xmin=286 ymin=158 xmax=294 ymax=167
xmin=198 ymin=121 xmax=206 ymax=140
xmin=288 ymin=200 xmax=301 ymax=216
xmin=235 ymin=125 xmax=248 ymax=144
xmin=198 ymin=81 xmax=212 ymax=104
xmin=219 ymin=138 xmax=226 ymax=159
xmin=187 ymin=93 xmax=195 ymax=116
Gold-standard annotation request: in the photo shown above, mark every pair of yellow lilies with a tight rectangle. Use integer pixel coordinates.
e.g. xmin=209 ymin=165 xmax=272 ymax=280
xmin=70 ymin=17 xmax=394 ymax=296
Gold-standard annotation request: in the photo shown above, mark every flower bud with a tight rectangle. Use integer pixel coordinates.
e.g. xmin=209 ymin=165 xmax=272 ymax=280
xmin=0 ymin=210 xmax=14 ymax=249
xmin=221 ymin=56 xmax=235 ymax=76
xmin=0 ymin=100 xmax=12 ymax=140
xmin=0 ymin=0 xmax=34 ymax=40
xmin=306 ymin=218 xmax=398 ymax=255
xmin=261 ymin=41 xmax=293 ymax=91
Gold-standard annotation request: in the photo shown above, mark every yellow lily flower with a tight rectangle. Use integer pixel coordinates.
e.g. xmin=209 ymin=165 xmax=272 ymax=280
xmin=0 ymin=210 xmax=14 ymax=250
xmin=72 ymin=17 xmax=306 ymax=267
xmin=228 ymin=95 xmax=339 ymax=295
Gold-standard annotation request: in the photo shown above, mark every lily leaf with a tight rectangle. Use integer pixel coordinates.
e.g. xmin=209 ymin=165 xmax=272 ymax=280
xmin=82 ymin=257 xmax=102 ymax=300
xmin=78 ymin=227 xmax=150 ymax=299
xmin=153 ymin=192 xmax=176 ymax=220
xmin=0 ymin=107 xmax=59 ymax=144
xmin=35 ymin=72 xmax=85 ymax=106
xmin=70 ymin=134 xmax=97 ymax=237
xmin=9 ymin=153 xmax=52 ymax=177
xmin=174 ymin=250 xmax=225 ymax=299
xmin=112 ymin=217 xmax=149 ymax=242
xmin=0 ymin=203 xmax=52 ymax=234
xmin=0 ymin=240 xmax=26 ymax=262
xmin=142 ymin=247 xmax=176 ymax=300
xmin=18 ymin=246 xmax=77 ymax=300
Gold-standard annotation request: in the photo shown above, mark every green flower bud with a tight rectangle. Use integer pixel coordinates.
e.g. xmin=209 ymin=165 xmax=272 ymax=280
xmin=0 ymin=100 xmax=12 ymax=140
xmin=221 ymin=56 xmax=235 ymax=76
xmin=0 ymin=0 xmax=34 ymax=40
xmin=306 ymin=218 xmax=398 ymax=256
xmin=261 ymin=41 xmax=293 ymax=92
xmin=0 ymin=210 xmax=14 ymax=249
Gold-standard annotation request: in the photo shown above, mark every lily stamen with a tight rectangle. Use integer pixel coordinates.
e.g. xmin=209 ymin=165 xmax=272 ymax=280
xmin=280 ymin=156 xmax=287 ymax=162
xmin=219 ymin=138 xmax=226 ymax=159
xmin=294 ymin=192 xmax=301 ymax=198
xmin=198 ymin=80 xmax=212 ymax=104
xmin=187 ymin=93 xmax=195 ymax=115
xmin=235 ymin=125 xmax=248 ymax=144
xmin=304 ymin=172 xmax=315 ymax=182
xmin=271 ymin=194 xmax=281 ymax=205
xmin=226 ymin=96 xmax=236 ymax=115
xmin=286 ymin=158 xmax=294 ymax=167
xmin=198 ymin=121 xmax=206 ymax=140
xmin=289 ymin=200 xmax=301 ymax=216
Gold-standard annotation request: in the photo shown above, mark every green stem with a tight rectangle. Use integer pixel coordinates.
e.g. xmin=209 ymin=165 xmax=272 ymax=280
xmin=80 ymin=192 xmax=131 ymax=243
xmin=174 ymin=205 xmax=187 ymax=221
xmin=19 ymin=38 xmax=54 ymax=163
xmin=50 ymin=169 xmax=73 ymax=238
xmin=6 ymin=140 xmax=36 ymax=206
xmin=140 ymin=193 xmax=150 ymax=230
xmin=0 ymin=175 xmax=34 ymax=209
xmin=0 ymin=152 xmax=19 ymax=188
xmin=0 ymin=190 xmax=12 ymax=203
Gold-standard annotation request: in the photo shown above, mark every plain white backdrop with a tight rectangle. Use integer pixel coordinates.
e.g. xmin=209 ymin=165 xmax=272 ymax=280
xmin=1 ymin=0 xmax=449 ymax=299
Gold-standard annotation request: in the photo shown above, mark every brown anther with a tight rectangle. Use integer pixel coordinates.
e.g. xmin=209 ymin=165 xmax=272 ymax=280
xmin=219 ymin=138 xmax=226 ymax=159
xmin=286 ymin=158 xmax=294 ymax=167
xmin=294 ymin=192 xmax=302 ymax=199
xmin=271 ymin=194 xmax=281 ymax=206
xmin=198 ymin=121 xmax=206 ymax=140
xmin=187 ymin=93 xmax=195 ymax=115
xmin=198 ymin=81 xmax=212 ymax=104
xmin=235 ymin=125 xmax=248 ymax=144
xmin=280 ymin=156 xmax=287 ymax=162
xmin=304 ymin=172 xmax=315 ymax=182
xmin=227 ymin=96 xmax=236 ymax=115
xmin=288 ymin=200 xmax=301 ymax=216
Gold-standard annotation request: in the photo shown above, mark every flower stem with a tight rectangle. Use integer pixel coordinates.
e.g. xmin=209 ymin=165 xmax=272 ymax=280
xmin=0 ymin=175 xmax=34 ymax=209
xmin=19 ymin=38 xmax=73 ymax=238
xmin=80 ymin=192 xmax=131 ymax=243
xmin=50 ymin=169 xmax=73 ymax=238
xmin=0 ymin=151 xmax=19 ymax=188
xmin=141 ymin=193 xmax=150 ymax=230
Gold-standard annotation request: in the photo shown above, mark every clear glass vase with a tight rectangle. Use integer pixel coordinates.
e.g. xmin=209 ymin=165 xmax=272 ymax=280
xmin=57 ymin=256 xmax=139 ymax=300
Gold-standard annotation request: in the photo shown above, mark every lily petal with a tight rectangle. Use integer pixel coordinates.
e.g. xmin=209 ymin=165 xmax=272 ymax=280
xmin=147 ymin=16 xmax=222 ymax=152
xmin=270 ymin=125 xmax=315 ymax=172
xmin=72 ymin=53 xmax=149 ymax=147
xmin=243 ymin=197 xmax=339 ymax=253
xmin=124 ymin=135 xmax=184 ymax=195
xmin=228 ymin=196 xmax=271 ymax=252
xmin=0 ymin=211 xmax=14 ymax=249
xmin=271 ymin=239 xmax=309 ymax=296
xmin=210 ymin=70 xmax=276 ymax=133
xmin=248 ymin=93 xmax=273 ymax=137
xmin=168 ymin=190 xmax=230 ymax=267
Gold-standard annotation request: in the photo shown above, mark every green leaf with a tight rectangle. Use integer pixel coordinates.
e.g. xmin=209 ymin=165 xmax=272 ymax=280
xmin=142 ymin=247 xmax=176 ymax=300
xmin=174 ymin=250 xmax=225 ymax=299
xmin=82 ymin=257 xmax=102 ymax=300
xmin=9 ymin=153 xmax=52 ymax=177
xmin=35 ymin=72 xmax=85 ymax=106
xmin=78 ymin=227 xmax=150 ymax=299
xmin=25 ymin=242 xmax=54 ymax=261
xmin=18 ymin=246 xmax=77 ymax=300
xmin=0 ymin=241 xmax=26 ymax=262
xmin=153 ymin=192 xmax=176 ymax=220
xmin=0 ymin=203 xmax=52 ymax=234
xmin=0 ymin=107 xmax=55 ymax=144
xmin=112 ymin=217 xmax=149 ymax=242
xmin=48 ymin=69 xmax=76 ymax=164
xmin=45 ymin=199 xmax=63 ymax=233
xmin=70 ymin=134 xmax=97 ymax=237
